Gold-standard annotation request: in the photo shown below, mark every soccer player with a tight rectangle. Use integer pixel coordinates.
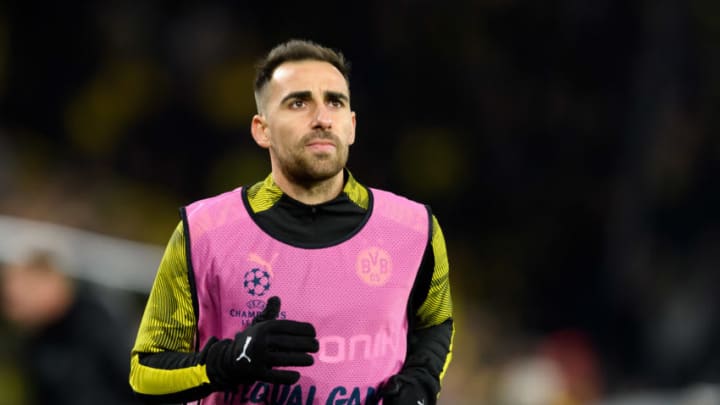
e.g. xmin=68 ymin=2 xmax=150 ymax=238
xmin=129 ymin=39 xmax=454 ymax=405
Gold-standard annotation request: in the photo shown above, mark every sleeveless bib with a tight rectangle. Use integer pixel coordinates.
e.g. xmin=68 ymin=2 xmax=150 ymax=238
xmin=185 ymin=187 xmax=429 ymax=405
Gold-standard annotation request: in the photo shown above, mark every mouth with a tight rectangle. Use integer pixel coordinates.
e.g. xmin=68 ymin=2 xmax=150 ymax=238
xmin=307 ymin=140 xmax=335 ymax=146
xmin=305 ymin=139 xmax=337 ymax=152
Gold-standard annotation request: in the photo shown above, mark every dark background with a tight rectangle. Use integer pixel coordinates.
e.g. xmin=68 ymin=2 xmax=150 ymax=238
xmin=1 ymin=1 xmax=719 ymax=403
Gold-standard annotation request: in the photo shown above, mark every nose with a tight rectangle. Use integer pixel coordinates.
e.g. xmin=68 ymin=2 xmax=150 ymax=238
xmin=311 ymin=105 xmax=333 ymax=130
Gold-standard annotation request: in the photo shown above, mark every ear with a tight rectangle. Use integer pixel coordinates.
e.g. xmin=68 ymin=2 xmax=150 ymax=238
xmin=251 ymin=114 xmax=270 ymax=148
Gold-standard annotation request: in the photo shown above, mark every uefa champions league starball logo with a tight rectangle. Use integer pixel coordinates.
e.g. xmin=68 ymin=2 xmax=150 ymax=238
xmin=243 ymin=267 xmax=272 ymax=296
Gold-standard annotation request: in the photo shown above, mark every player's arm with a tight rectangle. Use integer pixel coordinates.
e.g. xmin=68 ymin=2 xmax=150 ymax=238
xmin=129 ymin=222 xmax=214 ymax=403
xmin=129 ymin=222 xmax=319 ymax=404
xmin=381 ymin=212 xmax=454 ymax=405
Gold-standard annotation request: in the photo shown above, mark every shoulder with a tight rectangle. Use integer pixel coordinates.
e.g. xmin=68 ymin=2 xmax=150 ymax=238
xmin=369 ymin=187 xmax=427 ymax=207
xmin=184 ymin=187 xmax=244 ymax=216
xmin=182 ymin=188 xmax=248 ymax=241
xmin=368 ymin=187 xmax=432 ymax=235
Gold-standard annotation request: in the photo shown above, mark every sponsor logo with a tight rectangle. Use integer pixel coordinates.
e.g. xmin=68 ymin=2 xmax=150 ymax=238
xmin=317 ymin=329 xmax=402 ymax=364
xmin=235 ymin=336 xmax=253 ymax=363
xmin=235 ymin=383 xmax=379 ymax=405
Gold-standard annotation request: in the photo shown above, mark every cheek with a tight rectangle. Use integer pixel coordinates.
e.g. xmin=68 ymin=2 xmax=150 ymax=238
xmin=272 ymin=133 xmax=300 ymax=151
xmin=269 ymin=123 xmax=302 ymax=146
xmin=341 ymin=123 xmax=356 ymax=145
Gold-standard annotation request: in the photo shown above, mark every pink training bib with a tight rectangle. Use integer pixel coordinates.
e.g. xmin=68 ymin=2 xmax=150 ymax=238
xmin=185 ymin=187 xmax=429 ymax=405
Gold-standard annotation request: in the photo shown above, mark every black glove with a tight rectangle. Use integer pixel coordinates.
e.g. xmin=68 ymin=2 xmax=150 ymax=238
xmin=379 ymin=368 xmax=435 ymax=405
xmin=204 ymin=296 xmax=319 ymax=389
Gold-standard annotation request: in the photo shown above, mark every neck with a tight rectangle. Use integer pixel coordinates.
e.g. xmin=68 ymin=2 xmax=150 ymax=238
xmin=272 ymin=170 xmax=345 ymax=205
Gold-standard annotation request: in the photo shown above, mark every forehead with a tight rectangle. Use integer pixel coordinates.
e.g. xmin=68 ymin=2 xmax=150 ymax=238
xmin=269 ymin=60 xmax=349 ymax=97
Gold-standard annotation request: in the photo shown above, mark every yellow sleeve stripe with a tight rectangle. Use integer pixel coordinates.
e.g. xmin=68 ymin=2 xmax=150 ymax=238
xmin=438 ymin=321 xmax=455 ymax=386
xmin=129 ymin=354 xmax=210 ymax=395
xmin=131 ymin=222 xmax=196 ymax=355
xmin=416 ymin=215 xmax=453 ymax=327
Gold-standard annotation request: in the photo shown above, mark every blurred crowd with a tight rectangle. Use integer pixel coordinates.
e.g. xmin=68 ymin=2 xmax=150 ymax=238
xmin=1 ymin=1 xmax=720 ymax=404
xmin=0 ymin=251 xmax=136 ymax=404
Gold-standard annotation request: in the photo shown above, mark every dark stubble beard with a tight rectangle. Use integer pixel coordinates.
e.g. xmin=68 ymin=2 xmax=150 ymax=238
xmin=276 ymin=130 xmax=349 ymax=186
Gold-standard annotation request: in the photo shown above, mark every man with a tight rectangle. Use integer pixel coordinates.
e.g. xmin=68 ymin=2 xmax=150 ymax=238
xmin=129 ymin=39 xmax=454 ymax=405
xmin=1 ymin=252 xmax=136 ymax=404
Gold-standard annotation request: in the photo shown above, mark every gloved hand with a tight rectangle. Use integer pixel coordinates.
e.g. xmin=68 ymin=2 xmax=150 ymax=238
xmin=379 ymin=369 xmax=434 ymax=405
xmin=203 ymin=296 xmax=319 ymax=389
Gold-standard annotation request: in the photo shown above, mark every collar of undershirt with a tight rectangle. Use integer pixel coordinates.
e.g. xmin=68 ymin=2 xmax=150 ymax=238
xmin=245 ymin=169 xmax=370 ymax=214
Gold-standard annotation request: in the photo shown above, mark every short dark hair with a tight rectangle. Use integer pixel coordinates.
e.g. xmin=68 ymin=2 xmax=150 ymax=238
xmin=254 ymin=39 xmax=351 ymax=95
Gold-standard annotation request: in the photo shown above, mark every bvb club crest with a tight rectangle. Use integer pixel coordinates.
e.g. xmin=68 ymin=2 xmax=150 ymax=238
xmin=356 ymin=247 xmax=393 ymax=286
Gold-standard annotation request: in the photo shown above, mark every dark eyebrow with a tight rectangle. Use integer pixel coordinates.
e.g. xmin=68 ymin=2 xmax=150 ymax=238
xmin=280 ymin=91 xmax=312 ymax=105
xmin=280 ymin=90 xmax=349 ymax=106
xmin=325 ymin=91 xmax=349 ymax=103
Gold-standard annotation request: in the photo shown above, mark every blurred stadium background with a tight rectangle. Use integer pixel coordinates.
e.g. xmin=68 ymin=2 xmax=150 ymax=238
xmin=1 ymin=1 xmax=720 ymax=404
